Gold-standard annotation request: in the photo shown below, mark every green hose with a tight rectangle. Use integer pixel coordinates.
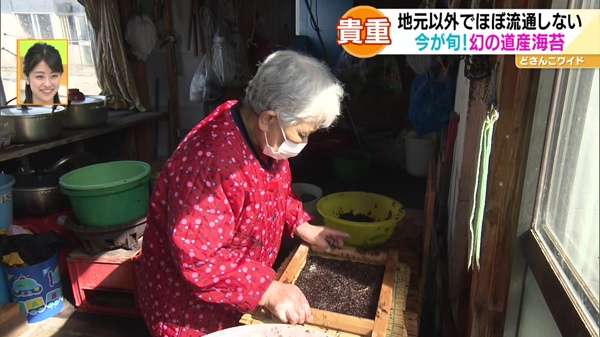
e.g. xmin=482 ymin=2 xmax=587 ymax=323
xmin=468 ymin=108 xmax=499 ymax=270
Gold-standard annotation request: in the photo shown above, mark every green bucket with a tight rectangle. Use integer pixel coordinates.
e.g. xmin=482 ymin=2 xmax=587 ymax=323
xmin=60 ymin=161 xmax=150 ymax=227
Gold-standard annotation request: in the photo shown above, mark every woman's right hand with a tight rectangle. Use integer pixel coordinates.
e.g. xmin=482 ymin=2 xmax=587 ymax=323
xmin=259 ymin=281 xmax=312 ymax=324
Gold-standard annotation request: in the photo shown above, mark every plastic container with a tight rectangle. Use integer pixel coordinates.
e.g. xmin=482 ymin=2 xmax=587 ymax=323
xmin=0 ymin=265 xmax=11 ymax=306
xmin=0 ymin=173 xmax=15 ymax=234
xmin=7 ymin=254 xmax=64 ymax=323
xmin=317 ymin=192 xmax=405 ymax=248
xmin=291 ymin=183 xmax=323 ymax=217
xmin=405 ymin=131 xmax=436 ymax=177
xmin=60 ymin=161 xmax=150 ymax=227
xmin=332 ymin=151 xmax=371 ymax=184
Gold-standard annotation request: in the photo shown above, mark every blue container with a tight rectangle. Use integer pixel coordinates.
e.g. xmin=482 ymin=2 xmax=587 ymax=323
xmin=7 ymin=254 xmax=64 ymax=323
xmin=0 ymin=265 xmax=10 ymax=305
xmin=0 ymin=173 xmax=15 ymax=234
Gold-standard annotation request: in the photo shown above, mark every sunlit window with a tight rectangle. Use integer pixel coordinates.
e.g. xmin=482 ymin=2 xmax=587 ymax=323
xmin=535 ymin=67 xmax=600 ymax=332
xmin=0 ymin=0 xmax=100 ymax=103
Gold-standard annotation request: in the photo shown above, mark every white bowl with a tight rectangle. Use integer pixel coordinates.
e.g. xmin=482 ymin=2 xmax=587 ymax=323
xmin=205 ymin=324 xmax=329 ymax=337
xmin=292 ymin=183 xmax=323 ymax=217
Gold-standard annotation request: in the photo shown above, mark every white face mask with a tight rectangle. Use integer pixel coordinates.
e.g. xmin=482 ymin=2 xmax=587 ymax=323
xmin=262 ymin=121 xmax=307 ymax=160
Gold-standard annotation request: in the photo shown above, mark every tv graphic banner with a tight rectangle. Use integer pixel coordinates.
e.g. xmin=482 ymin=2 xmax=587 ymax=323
xmin=337 ymin=7 xmax=600 ymax=68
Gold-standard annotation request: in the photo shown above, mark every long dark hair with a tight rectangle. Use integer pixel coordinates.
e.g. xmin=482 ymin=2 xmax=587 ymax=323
xmin=23 ymin=43 xmax=64 ymax=104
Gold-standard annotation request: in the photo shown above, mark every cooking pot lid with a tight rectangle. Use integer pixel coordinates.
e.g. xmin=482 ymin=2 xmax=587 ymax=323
xmin=70 ymin=96 xmax=104 ymax=105
xmin=0 ymin=105 xmax=66 ymax=116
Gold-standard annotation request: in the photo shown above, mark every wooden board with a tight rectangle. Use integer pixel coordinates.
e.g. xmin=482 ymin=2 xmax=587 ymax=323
xmin=278 ymin=244 xmax=309 ymax=284
xmin=245 ymin=244 xmax=398 ymax=336
xmin=309 ymin=309 xmax=374 ymax=336
xmin=372 ymin=250 xmax=399 ymax=337
xmin=0 ymin=111 xmax=162 ymax=162
xmin=467 ymin=55 xmax=540 ymax=337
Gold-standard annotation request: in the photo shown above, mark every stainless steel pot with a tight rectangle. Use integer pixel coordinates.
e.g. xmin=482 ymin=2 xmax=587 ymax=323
xmin=0 ymin=105 xmax=65 ymax=143
xmin=12 ymin=152 xmax=97 ymax=216
xmin=13 ymin=173 xmax=67 ymax=216
xmin=64 ymin=96 xmax=108 ymax=129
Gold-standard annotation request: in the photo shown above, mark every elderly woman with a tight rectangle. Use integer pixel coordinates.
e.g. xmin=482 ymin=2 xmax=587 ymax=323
xmin=136 ymin=50 xmax=349 ymax=337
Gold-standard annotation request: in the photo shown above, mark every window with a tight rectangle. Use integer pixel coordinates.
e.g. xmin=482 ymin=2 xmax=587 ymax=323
xmin=531 ymin=68 xmax=599 ymax=335
xmin=37 ymin=14 xmax=53 ymax=39
xmin=16 ymin=14 xmax=34 ymax=37
xmin=60 ymin=14 xmax=94 ymax=65
xmin=0 ymin=0 xmax=100 ymax=103
xmin=16 ymin=14 xmax=53 ymax=39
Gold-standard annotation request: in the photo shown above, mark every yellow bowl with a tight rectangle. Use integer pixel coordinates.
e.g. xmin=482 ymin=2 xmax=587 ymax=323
xmin=316 ymin=191 xmax=405 ymax=248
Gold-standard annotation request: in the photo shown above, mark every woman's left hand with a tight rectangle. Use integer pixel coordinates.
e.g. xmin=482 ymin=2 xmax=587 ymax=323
xmin=295 ymin=223 xmax=350 ymax=253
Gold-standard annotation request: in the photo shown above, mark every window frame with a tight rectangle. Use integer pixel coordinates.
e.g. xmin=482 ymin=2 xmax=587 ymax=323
xmin=522 ymin=67 xmax=599 ymax=337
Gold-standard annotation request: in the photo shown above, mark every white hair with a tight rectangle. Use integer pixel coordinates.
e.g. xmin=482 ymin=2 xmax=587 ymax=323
xmin=244 ymin=50 xmax=344 ymax=128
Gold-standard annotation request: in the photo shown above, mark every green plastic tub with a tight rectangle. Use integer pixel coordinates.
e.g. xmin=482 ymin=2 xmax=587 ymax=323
xmin=59 ymin=161 xmax=150 ymax=227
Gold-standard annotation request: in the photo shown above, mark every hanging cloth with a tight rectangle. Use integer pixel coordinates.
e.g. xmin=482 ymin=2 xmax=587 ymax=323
xmin=468 ymin=107 xmax=499 ymax=270
xmin=83 ymin=0 xmax=145 ymax=111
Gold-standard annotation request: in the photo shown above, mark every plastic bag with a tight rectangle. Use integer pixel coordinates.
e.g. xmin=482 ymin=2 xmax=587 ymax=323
xmin=211 ymin=32 xmax=246 ymax=87
xmin=190 ymin=55 xmax=222 ymax=102
xmin=190 ymin=30 xmax=248 ymax=102
xmin=125 ymin=15 xmax=157 ymax=62
xmin=408 ymin=69 xmax=457 ymax=136
xmin=211 ymin=35 xmax=228 ymax=86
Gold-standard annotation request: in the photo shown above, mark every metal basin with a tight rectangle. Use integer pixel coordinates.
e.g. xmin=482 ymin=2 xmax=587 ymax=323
xmin=0 ymin=106 xmax=65 ymax=143
xmin=64 ymin=96 xmax=108 ymax=129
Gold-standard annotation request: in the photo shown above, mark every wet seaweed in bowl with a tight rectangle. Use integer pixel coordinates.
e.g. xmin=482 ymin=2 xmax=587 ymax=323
xmin=339 ymin=212 xmax=375 ymax=222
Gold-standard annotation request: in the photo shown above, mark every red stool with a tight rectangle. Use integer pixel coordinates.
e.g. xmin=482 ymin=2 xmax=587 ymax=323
xmin=66 ymin=246 xmax=140 ymax=317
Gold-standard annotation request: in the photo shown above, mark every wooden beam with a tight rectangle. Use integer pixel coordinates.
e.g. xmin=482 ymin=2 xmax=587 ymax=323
xmin=162 ymin=0 xmax=180 ymax=152
xmin=134 ymin=122 xmax=158 ymax=162
xmin=466 ymin=55 xmax=539 ymax=337
xmin=278 ymin=244 xmax=309 ymax=284
xmin=308 ymin=309 xmax=374 ymax=336
xmin=372 ymin=250 xmax=399 ymax=337
xmin=418 ymin=155 xmax=437 ymax=320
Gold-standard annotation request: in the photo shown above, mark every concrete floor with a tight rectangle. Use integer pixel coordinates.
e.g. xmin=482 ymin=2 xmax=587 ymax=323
xmin=16 ymin=300 xmax=150 ymax=337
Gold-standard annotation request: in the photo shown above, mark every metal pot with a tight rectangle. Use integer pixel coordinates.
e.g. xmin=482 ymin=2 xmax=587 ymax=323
xmin=12 ymin=152 xmax=97 ymax=216
xmin=0 ymin=105 xmax=65 ymax=143
xmin=64 ymin=96 xmax=108 ymax=129
xmin=13 ymin=173 xmax=67 ymax=216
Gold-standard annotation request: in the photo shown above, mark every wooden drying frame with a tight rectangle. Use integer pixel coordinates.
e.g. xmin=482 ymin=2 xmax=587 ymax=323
xmin=253 ymin=244 xmax=398 ymax=337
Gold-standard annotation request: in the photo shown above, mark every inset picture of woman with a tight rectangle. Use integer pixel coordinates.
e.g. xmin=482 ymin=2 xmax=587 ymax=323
xmin=17 ymin=40 xmax=68 ymax=106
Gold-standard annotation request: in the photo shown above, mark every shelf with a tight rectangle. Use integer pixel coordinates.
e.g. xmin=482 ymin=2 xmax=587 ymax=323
xmin=0 ymin=111 xmax=163 ymax=163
